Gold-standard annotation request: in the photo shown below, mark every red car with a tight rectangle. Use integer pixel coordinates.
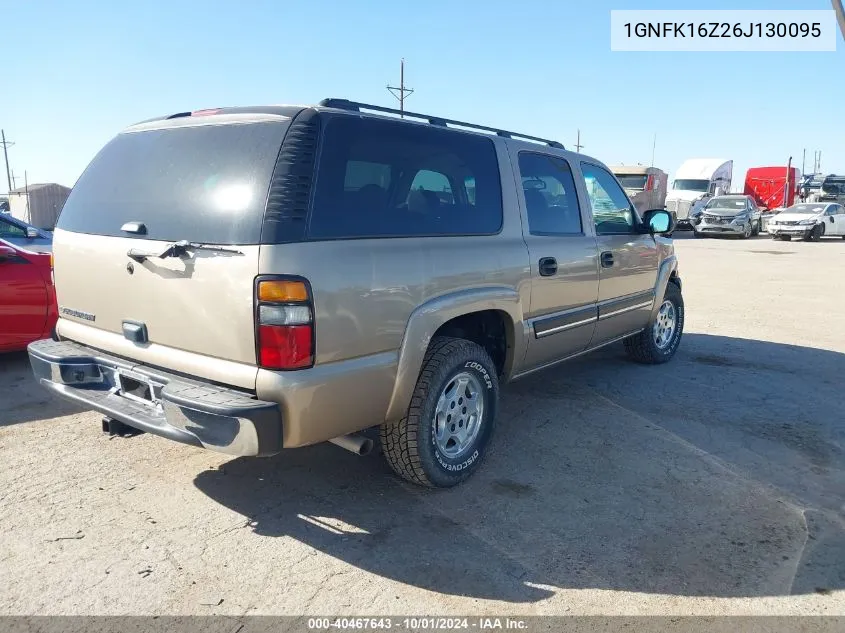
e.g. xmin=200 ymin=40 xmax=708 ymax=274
xmin=0 ymin=239 xmax=57 ymax=352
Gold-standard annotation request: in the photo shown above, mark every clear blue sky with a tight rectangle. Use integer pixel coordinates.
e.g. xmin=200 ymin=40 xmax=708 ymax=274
xmin=2 ymin=0 xmax=842 ymax=194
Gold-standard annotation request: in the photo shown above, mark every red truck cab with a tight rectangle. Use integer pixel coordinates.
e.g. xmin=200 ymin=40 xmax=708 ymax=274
xmin=744 ymin=166 xmax=801 ymax=212
xmin=0 ymin=240 xmax=58 ymax=352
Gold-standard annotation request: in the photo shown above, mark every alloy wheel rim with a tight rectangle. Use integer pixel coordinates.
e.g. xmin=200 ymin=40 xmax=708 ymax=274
xmin=653 ymin=300 xmax=677 ymax=350
xmin=434 ymin=371 xmax=484 ymax=458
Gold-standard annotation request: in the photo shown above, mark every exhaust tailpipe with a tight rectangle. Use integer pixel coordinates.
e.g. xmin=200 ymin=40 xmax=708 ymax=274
xmin=329 ymin=433 xmax=374 ymax=456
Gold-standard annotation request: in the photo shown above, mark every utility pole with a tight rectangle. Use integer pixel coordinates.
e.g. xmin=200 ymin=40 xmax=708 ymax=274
xmin=833 ymin=0 xmax=845 ymax=41
xmin=387 ymin=58 xmax=414 ymax=117
xmin=574 ymin=129 xmax=584 ymax=153
xmin=1 ymin=130 xmax=14 ymax=194
xmin=24 ymin=170 xmax=30 ymax=223
xmin=801 ymin=148 xmax=806 ymax=176
xmin=651 ymin=133 xmax=657 ymax=167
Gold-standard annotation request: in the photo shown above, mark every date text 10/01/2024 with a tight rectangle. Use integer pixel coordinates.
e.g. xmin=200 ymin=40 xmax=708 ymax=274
xmin=623 ymin=22 xmax=822 ymax=38
xmin=307 ymin=618 xmax=529 ymax=630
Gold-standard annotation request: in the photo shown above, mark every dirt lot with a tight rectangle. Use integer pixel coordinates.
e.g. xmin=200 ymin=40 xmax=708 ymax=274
xmin=1 ymin=233 xmax=843 ymax=616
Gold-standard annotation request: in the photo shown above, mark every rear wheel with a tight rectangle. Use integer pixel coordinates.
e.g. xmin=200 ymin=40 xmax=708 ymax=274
xmin=624 ymin=282 xmax=684 ymax=364
xmin=781 ymin=234 xmax=792 ymax=242
xmin=381 ymin=336 xmax=499 ymax=488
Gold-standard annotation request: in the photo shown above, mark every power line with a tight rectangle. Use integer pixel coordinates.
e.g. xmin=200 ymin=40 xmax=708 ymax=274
xmin=1 ymin=129 xmax=14 ymax=193
xmin=386 ymin=58 xmax=414 ymax=117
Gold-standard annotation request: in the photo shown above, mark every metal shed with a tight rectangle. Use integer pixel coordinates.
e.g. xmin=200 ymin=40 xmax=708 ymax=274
xmin=8 ymin=183 xmax=71 ymax=229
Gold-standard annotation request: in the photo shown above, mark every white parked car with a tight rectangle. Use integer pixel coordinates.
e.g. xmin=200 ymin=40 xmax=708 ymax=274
xmin=768 ymin=202 xmax=845 ymax=242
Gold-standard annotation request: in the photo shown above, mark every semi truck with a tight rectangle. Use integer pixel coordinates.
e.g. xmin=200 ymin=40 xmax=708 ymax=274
xmin=609 ymin=165 xmax=668 ymax=214
xmin=744 ymin=166 xmax=801 ymax=212
xmin=665 ymin=159 xmax=733 ymax=229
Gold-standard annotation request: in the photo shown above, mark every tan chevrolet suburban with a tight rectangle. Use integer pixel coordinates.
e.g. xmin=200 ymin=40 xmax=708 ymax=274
xmin=28 ymin=98 xmax=683 ymax=488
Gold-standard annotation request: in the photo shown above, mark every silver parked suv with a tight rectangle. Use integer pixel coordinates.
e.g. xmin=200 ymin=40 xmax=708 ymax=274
xmin=28 ymin=99 xmax=683 ymax=487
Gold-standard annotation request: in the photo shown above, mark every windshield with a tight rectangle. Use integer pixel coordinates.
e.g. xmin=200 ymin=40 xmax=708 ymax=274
xmin=615 ymin=174 xmax=648 ymax=191
xmin=673 ymin=179 xmax=710 ymax=192
xmin=787 ymin=204 xmax=824 ymax=214
xmin=706 ymin=198 xmax=747 ymax=211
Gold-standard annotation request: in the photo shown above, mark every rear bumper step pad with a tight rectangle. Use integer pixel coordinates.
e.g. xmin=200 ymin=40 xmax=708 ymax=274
xmin=27 ymin=339 xmax=283 ymax=457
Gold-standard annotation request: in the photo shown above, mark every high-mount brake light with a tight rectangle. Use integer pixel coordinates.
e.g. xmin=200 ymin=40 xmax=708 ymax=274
xmin=255 ymin=278 xmax=314 ymax=370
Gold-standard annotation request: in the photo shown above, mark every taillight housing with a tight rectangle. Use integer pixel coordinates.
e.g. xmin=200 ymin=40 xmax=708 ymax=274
xmin=255 ymin=277 xmax=314 ymax=370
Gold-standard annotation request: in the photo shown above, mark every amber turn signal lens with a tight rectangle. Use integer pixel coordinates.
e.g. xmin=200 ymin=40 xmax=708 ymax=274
xmin=258 ymin=280 xmax=308 ymax=303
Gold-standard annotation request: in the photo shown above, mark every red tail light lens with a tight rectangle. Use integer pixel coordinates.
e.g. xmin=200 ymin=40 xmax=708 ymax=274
xmin=259 ymin=324 xmax=312 ymax=369
xmin=255 ymin=278 xmax=314 ymax=370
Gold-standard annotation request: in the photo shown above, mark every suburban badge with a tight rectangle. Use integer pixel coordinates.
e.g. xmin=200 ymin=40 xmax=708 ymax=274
xmin=59 ymin=306 xmax=96 ymax=322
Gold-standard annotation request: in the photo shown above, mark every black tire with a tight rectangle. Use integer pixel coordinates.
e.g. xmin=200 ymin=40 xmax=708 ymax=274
xmin=807 ymin=224 xmax=824 ymax=242
xmin=380 ymin=336 xmax=499 ymax=488
xmin=752 ymin=220 xmax=761 ymax=236
xmin=624 ymin=282 xmax=684 ymax=364
xmin=841 ymin=235 xmax=845 ymax=240
xmin=782 ymin=234 xmax=792 ymax=242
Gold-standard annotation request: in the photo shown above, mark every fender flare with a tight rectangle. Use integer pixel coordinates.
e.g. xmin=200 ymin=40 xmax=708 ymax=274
xmin=651 ymin=255 xmax=680 ymax=320
xmin=384 ymin=287 xmax=526 ymax=422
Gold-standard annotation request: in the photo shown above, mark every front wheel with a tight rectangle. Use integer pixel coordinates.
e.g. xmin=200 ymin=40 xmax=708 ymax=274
xmin=742 ymin=222 xmax=753 ymax=239
xmin=624 ymin=282 xmax=684 ymax=364
xmin=381 ymin=336 xmax=499 ymax=488
xmin=806 ymin=224 xmax=824 ymax=242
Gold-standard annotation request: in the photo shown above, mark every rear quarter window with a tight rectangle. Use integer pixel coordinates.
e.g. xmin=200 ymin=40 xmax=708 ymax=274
xmin=57 ymin=121 xmax=288 ymax=244
xmin=308 ymin=116 xmax=503 ymax=239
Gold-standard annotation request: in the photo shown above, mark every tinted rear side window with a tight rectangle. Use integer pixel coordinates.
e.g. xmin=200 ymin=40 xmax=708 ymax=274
xmin=57 ymin=120 xmax=288 ymax=244
xmin=309 ymin=116 xmax=503 ymax=239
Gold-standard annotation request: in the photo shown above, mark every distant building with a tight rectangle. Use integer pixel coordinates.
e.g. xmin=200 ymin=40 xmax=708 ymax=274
xmin=8 ymin=183 xmax=71 ymax=229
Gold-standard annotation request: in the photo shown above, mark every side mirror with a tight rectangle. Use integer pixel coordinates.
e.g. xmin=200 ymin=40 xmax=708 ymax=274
xmin=26 ymin=227 xmax=39 ymax=239
xmin=643 ymin=209 xmax=674 ymax=235
xmin=0 ymin=245 xmax=17 ymax=260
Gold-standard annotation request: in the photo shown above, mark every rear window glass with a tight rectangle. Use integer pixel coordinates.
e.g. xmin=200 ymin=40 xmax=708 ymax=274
xmin=308 ymin=116 xmax=503 ymax=239
xmin=57 ymin=121 xmax=287 ymax=244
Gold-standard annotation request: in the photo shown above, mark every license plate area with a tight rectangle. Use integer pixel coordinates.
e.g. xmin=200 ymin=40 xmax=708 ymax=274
xmin=116 ymin=370 xmax=162 ymax=406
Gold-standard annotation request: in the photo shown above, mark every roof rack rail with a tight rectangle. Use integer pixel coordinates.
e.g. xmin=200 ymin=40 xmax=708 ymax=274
xmin=318 ymin=98 xmax=564 ymax=149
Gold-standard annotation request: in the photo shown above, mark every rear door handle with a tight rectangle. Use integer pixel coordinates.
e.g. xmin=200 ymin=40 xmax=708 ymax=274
xmin=600 ymin=251 xmax=614 ymax=268
xmin=538 ymin=257 xmax=558 ymax=276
